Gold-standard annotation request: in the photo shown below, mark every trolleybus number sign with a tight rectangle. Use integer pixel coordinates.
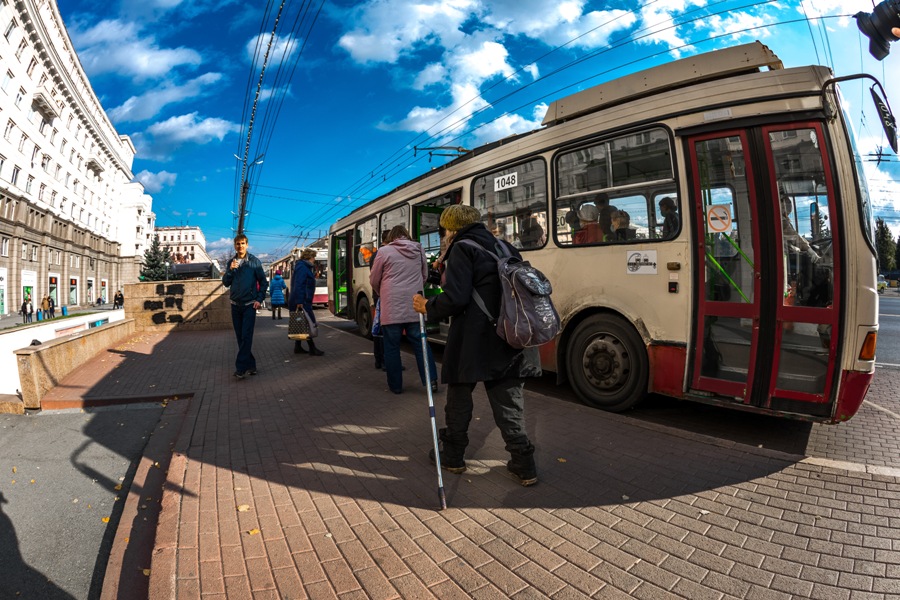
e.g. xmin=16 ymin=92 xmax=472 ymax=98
xmin=706 ymin=204 xmax=732 ymax=233
xmin=494 ymin=172 xmax=518 ymax=191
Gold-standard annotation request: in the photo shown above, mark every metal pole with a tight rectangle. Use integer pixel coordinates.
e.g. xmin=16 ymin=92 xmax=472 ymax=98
xmin=419 ymin=310 xmax=447 ymax=510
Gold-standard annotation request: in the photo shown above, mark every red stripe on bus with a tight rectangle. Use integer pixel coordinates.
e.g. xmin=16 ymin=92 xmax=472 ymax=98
xmin=649 ymin=345 xmax=687 ymax=398
xmin=833 ymin=370 xmax=874 ymax=422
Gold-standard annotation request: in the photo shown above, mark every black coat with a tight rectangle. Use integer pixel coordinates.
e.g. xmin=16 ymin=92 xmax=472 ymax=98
xmin=425 ymin=223 xmax=541 ymax=384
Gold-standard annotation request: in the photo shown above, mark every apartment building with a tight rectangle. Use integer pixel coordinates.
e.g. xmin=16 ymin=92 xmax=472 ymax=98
xmin=0 ymin=0 xmax=154 ymax=314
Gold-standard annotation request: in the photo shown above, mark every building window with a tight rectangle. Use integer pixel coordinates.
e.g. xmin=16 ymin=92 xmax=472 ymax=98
xmin=18 ymin=133 xmax=27 ymax=151
xmin=26 ymin=57 xmax=37 ymax=76
xmin=50 ymin=191 xmax=56 ymax=206
xmin=38 ymin=183 xmax=45 ymax=201
xmin=50 ymin=129 xmax=57 ymax=144
xmin=25 ymin=175 xmax=33 ymax=193
xmin=14 ymin=87 xmax=24 ymax=107
xmin=0 ymin=154 xmax=4 ymax=178
xmin=0 ymin=237 xmax=8 ymax=257
xmin=39 ymin=119 xmax=48 ymax=134
xmin=11 ymin=165 xmax=20 ymax=185
xmin=41 ymin=154 xmax=49 ymax=170
xmin=3 ymin=120 xmax=12 ymax=140
xmin=15 ymin=39 xmax=26 ymax=60
xmin=31 ymin=245 xmax=37 ymax=261
xmin=1 ymin=70 xmax=11 ymax=92
xmin=21 ymin=242 xmax=27 ymax=260
xmin=3 ymin=19 xmax=16 ymax=41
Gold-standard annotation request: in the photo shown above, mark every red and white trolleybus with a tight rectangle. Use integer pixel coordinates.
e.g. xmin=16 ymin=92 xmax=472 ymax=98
xmin=327 ymin=42 xmax=892 ymax=423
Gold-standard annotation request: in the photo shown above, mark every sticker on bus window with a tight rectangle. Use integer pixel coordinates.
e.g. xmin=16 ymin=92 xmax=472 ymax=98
xmin=706 ymin=204 xmax=732 ymax=233
xmin=494 ymin=172 xmax=518 ymax=191
xmin=626 ymin=251 xmax=657 ymax=275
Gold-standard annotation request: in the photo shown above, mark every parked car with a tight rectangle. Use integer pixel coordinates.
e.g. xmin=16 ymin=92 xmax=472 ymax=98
xmin=877 ymin=274 xmax=887 ymax=294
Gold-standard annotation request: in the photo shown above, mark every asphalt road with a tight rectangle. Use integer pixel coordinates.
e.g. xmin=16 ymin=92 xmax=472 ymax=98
xmin=0 ymin=404 xmax=163 ymax=600
xmin=877 ymin=292 xmax=900 ymax=366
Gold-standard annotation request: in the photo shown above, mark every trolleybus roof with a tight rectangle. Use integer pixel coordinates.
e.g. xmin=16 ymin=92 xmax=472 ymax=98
xmin=542 ymin=41 xmax=784 ymax=126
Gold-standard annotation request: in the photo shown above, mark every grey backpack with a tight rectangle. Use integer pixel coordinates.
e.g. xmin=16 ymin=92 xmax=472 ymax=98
xmin=457 ymin=240 xmax=560 ymax=349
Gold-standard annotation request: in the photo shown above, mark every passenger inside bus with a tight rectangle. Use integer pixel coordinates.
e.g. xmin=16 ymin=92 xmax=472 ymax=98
xmin=610 ymin=209 xmax=635 ymax=241
xmin=519 ymin=216 xmax=545 ymax=248
xmin=658 ymin=196 xmax=679 ymax=239
xmin=573 ymin=204 xmax=603 ymax=244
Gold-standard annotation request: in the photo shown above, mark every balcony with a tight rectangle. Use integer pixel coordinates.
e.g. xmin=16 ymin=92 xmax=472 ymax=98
xmin=86 ymin=156 xmax=104 ymax=175
xmin=32 ymin=86 xmax=60 ymax=120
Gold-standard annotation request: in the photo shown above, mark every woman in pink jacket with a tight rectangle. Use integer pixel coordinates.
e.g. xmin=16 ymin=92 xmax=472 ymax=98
xmin=370 ymin=225 xmax=439 ymax=394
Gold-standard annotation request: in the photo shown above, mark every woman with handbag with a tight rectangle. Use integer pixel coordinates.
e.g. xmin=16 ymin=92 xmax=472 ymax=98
xmin=289 ymin=249 xmax=324 ymax=356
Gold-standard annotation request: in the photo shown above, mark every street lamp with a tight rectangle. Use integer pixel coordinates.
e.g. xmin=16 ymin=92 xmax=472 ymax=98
xmin=165 ymin=261 xmax=169 ymax=281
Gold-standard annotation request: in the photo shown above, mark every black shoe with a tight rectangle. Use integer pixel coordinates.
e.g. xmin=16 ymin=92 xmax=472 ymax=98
xmin=294 ymin=342 xmax=307 ymax=354
xmin=507 ymin=444 xmax=538 ymax=486
xmin=429 ymin=448 xmax=466 ymax=474
xmin=247 ymin=369 xmax=258 ymax=376
xmin=233 ymin=371 xmax=246 ymax=380
xmin=310 ymin=349 xmax=324 ymax=356
xmin=374 ymin=362 xmax=382 ymax=370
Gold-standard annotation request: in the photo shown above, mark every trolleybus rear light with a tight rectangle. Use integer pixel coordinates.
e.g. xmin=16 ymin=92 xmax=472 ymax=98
xmin=859 ymin=331 xmax=878 ymax=361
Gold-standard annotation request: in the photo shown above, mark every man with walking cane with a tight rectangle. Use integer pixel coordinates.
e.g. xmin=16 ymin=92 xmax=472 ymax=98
xmin=413 ymin=204 xmax=541 ymax=486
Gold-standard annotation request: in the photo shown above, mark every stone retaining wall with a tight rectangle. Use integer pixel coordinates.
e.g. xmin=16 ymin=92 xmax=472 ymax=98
xmin=124 ymin=280 xmax=231 ymax=332
xmin=15 ymin=319 xmax=136 ymax=409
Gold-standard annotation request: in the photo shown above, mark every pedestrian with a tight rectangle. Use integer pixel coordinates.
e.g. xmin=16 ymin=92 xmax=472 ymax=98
xmin=41 ymin=296 xmax=50 ymax=319
xmin=269 ymin=270 xmax=287 ymax=320
xmin=289 ymin=249 xmax=324 ymax=356
xmin=48 ymin=296 xmax=55 ymax=319
xmin=113 ymin=290 xmax=124 ymax=310
xmin=222 ymin=233 xmax=268 ymax=379
xmin=413 ymin=204 xmax=541 ymax=486
xmin=25 ymin=297 xmax=34 ymax=323
xmin=370 ymin=225 xmax=438 ymax=394
xmin=20 ymin=298 xmax=29 ymax=324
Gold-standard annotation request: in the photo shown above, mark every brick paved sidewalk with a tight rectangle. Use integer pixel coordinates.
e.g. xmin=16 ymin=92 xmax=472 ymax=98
xmin=49 ymin=315 xmax=900 ymax=599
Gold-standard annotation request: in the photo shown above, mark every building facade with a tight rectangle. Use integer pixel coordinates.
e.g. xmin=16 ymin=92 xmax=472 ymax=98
xmin=156 ymin=225 xmax=215 ymax=266
xmin=0 ymin=0 xmax=153 ymax=314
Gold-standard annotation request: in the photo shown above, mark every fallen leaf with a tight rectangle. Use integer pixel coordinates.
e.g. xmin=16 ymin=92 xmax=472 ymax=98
xmin=102 ymin=517 xmax=110 ymax=523
xmin=325 ymin=533 xmax=332 ymax=538
xmin=30 ymin=479 xmax=35 ymax=484
xmin=10 ymin=479 xmax=15 ymax=484
xmin=699 ymin=509 xmax=710 ymax=516
xmin=11 ymin=467 xmax=16 ymax=474
xmin=247 ymin=528 xmax=260 ymax=536
xmin=622 ymin=495 xmax=630 ymax=501
xmin=237 ymin=504 xmax=250 ymax=512
xmin=557 ymin=458 xmax=567 ymax=463
xmin=142 ymin=569 xmax=151 ymax=576
xmin=114 ymin=484 xmax=123 ymax=491
xmin=124 ymin=537 xmax=129 ymax=543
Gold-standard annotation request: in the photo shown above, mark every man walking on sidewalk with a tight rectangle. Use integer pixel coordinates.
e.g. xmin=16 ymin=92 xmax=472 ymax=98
xmin=222 ymin=234 xmax=268 ymax=379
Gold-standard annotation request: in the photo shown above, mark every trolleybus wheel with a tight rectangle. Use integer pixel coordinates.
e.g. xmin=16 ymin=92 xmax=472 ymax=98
xmin=566 ymin=314 xmax=648 ymax=412
xmin=356 ymin=297 xmax=372 ymax=339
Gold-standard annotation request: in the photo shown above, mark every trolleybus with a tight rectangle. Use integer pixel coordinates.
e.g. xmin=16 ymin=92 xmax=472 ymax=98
xmin=327 ymin=42 xmax=891 ymax=423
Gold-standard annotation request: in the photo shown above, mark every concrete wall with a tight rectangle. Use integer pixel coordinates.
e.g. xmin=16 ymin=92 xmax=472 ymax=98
xmin=124 ymin=280 xmax=231 ymax=332
xmin=0 ymin=311 xmax=126 ymax=398
xmin=15 ymin=319 xmax=136 ymax=409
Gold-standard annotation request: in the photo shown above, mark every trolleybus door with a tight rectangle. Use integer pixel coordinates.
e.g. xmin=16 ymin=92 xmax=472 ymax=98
xmin=331 ymin=231 xmax=352 ymax=318
xmin=760 ymin=123 xmax=839 ymax=416
xmin=688 ymin=124 xmax=840 ymax=417
xmin=689 ymin=131 xmax=763 ymax=403
xmin=413 ymin=204 xmax=446 ymax=336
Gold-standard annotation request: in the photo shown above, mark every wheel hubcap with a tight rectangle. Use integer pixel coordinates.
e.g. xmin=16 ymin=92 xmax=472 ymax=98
xmin=581 ymin=334 xmax=630 ymax=390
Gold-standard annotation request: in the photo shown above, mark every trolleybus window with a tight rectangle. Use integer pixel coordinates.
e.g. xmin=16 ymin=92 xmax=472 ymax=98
xmin=380 ymin=205 xmax=407 ymax=244
xmin=354 ymin=217 xmax=377 ymax=267
xmin=556 ymin=128 xmax=675 ymax=246
xmin=472 ymin=158 xmax=547 ymax=250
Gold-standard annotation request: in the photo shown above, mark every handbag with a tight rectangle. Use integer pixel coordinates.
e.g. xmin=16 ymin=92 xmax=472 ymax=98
xmin=288 ymin=307 xmax=318 ymax=339
xmin=372 ymin=299 xmax=382 ymax=337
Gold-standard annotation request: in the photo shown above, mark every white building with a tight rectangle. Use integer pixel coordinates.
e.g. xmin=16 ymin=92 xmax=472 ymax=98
xmin=0 ymin=0 xmax=153 ymax=313
xmin=156 ymin=225 xmax=215 ymax=265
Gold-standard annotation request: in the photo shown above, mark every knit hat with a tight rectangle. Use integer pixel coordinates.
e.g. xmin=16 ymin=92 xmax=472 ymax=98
xmin=275 ymin=270 xmax=282 ymax=275
xmin=440 ymin=204 xmax=482 ymax=231
xmin=577 ymin=204 xmax=599 ymax=222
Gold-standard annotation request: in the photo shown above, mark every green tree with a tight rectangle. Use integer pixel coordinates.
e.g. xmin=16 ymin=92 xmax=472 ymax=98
xmin=875 ymin=218 xmax=896 ymax=273
xmin=139 ymin=235 xmax=174 ymax=281
xmin=895 ymin=232 xmax=900 ymax=274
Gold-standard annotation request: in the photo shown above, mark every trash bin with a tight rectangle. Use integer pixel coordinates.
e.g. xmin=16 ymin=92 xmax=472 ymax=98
xmin=36 ymin=310 xmax=43 ymax=321
xmin=61 ymin=306 xmax=68 ymax=316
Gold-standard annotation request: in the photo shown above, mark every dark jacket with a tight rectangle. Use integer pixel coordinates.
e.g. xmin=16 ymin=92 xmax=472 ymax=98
xmin=425 ymin=222 xmax=541 ymax=384
xmin=289 ymin=259 xmax=316 ymax=310
xmin=222 ymin=252 xmax=268 ymax=304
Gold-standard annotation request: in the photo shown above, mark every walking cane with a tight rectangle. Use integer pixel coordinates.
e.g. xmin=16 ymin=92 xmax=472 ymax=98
xmin=419 ymin=307 xmax=447 ymax=510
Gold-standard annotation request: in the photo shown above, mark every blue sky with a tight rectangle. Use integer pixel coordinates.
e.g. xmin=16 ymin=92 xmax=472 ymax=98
xmin=56 ymin=0 xmax=900 ymax=260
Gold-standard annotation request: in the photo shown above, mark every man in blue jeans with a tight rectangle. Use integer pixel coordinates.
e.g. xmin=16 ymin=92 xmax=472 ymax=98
xmin=222 ymin=234 xmax=268 ymax=379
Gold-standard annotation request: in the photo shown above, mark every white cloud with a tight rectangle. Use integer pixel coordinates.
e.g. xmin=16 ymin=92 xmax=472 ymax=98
xmin=380 ymin=82 xmax=490 ymax=136
xmin=132 ymin=112 xmax=240 ymax=161
xmin=706 ymin=11 xmax=775 ymax=41
xmin=413 ymin=64 xmax=448 ymax=90
xmin=207 ymin=237 xmax=238 ymax=254
xmin=245 ymin=33 xmax=299 ymax=66
xmin=135 ymin=169 xmax=177 ymax=193
xmin=481 ymin=1 xmax=635 ymax=49
xmin=469 ymin=102 xmax=547 ymax=146
xmin=109 ymin=73 xmax=224 ymax=123
xmin=634 ymin=0 xmax=706 ymax=57
xmin=69 ymin=19 xmax=202 ymax=80
xmin=449 ymin=41 xmax=515 ymax=87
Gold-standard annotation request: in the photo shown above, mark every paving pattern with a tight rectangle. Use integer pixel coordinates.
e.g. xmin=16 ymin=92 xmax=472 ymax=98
xmin=44 ymin=315 xmax=900 ymax=599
